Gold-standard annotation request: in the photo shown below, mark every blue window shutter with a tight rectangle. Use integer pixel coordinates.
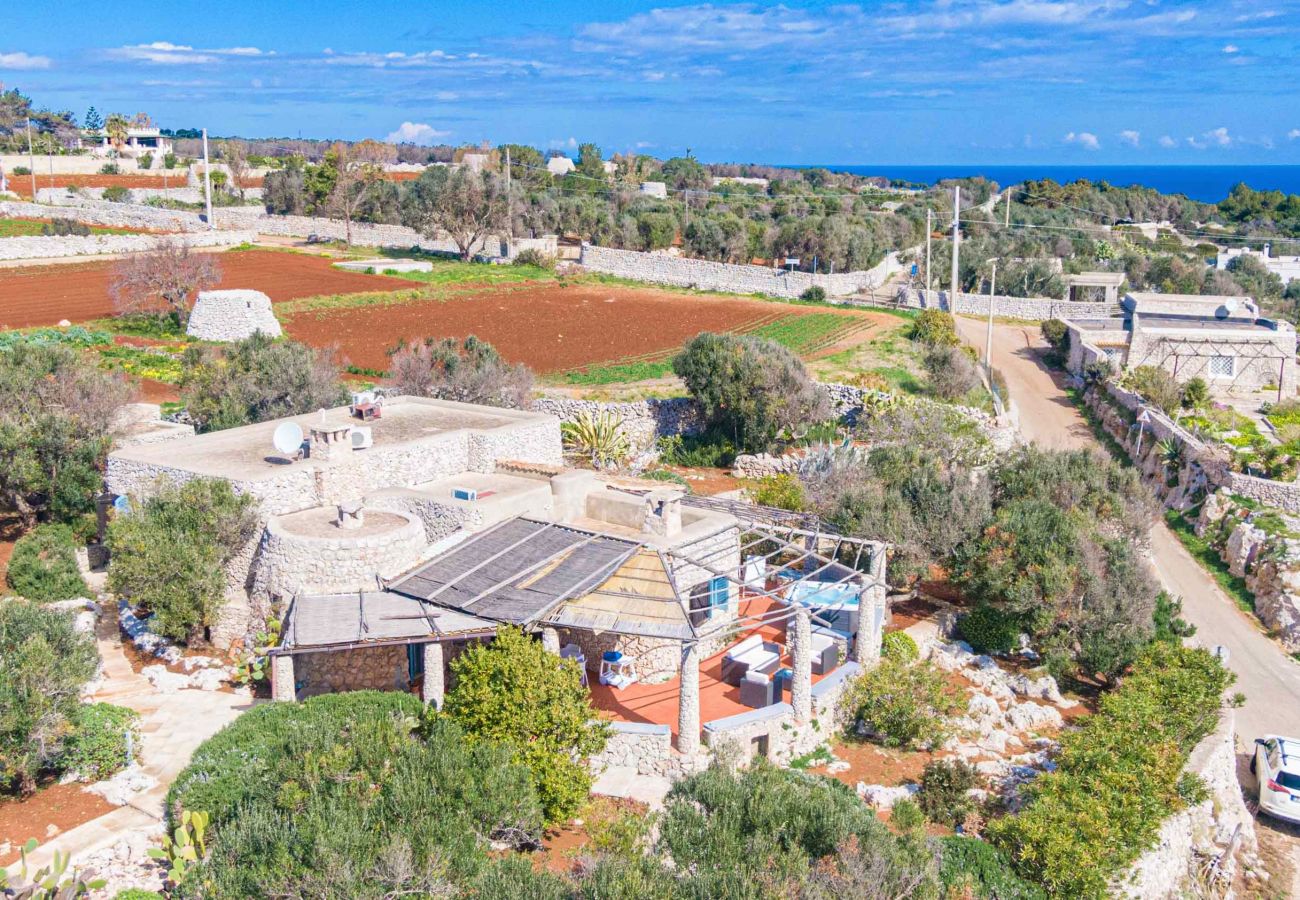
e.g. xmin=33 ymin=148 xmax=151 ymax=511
xmin=709 ymin=576 xmax=728 ymax=617
xmin=407 ymin=644 xmax=425 ymax=682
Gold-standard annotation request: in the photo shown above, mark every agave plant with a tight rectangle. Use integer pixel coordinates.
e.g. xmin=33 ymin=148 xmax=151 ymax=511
xmin=561 ymin=411 xmax=631 ymax=467
xmin=796 ymin=440 xmax=866 ymax=481
xmin=1156 ymin=437 xmax=1183 ymax=470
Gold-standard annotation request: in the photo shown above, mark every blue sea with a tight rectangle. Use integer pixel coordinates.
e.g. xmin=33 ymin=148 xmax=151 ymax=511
xmin=801 ymin=165 xmax=1300 ymax=204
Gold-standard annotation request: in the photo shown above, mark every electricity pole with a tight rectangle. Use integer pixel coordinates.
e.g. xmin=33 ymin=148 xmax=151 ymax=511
xmin=950 ymin=186 xmax=961 ymax=306
xmin=201 ymin=128 xmax=214 ymax=229
xmin=985 ymin=259 xmax=997 ymax=376
xmin=1004 ymin=189 xmax=1011 ymax=227
xmin=504 ymin=146 xmax=513 ymax=243
xmin=925 ymin=208 xmax=933 ymax=299
xmin=26 ymin=119 xmax=37 ymax=199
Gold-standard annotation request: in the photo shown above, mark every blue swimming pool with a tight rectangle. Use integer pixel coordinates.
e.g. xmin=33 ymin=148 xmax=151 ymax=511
xmin=783 ymin=581 xmax=861 ymax=634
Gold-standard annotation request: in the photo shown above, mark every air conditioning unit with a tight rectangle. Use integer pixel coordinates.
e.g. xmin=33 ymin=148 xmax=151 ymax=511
xmin=349 ymin=426 xmax=374 ymax=450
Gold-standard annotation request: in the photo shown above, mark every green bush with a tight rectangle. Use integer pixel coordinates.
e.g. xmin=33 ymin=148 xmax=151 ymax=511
xmin=40 ymin=218 xmax=91 ymax=237
xmin=958 ymin=604 xmax=1021 ymax=654
xmin=445 ymin=626 xmax=609 ymax=823
xmin=114 ymin=891 xmax=165 ymax=900
xmin=841 ymin=656 xmax=962 ymax=750
xmin=170 ymin=692 xmax=545 ymax=898
xmin=938 ymin=836 xmax=1045 ymax=900
xmin=1120 ymin=364 xmax=1182 ymax=415
xmin=101 ymin=185 xmax=129 ymax=202
xmin=63 ymin=703 xmax=139 ymax=782
xmin=656 ymin=430 xmax=738 ymax=468
xmin=799 ymin=285 xmax=826 ymax=302
xmin=511 ymin=248 xmax=555 ymax=269
xmin=99 ymin=163 xmax=121 ymax=175
xmin=911 ymin=309 xmax=959 ymax=346
xmin=5 ymin=524 xmax=88 ymax=602
xmin=987 ymin=643 xmax=1232 ymax=897
xmin=12 ymin=165 xmax=30 ymax=176
xmin=0 ymin=599 xmax=98 ymax=794
xmin=749 ymin=473 xmax=806 ymax=511
xmin=881 ymin=630 xmax=919 ymax=663
xmin=1040 ymin=319 xmax=1068 ymax=352
xmin=917 ymin=758 xmax=978 ymax=827
xmin=1181 ymin=376 xmax=1209 ymax=410
xmin=107 ymin=478 xmax=257 ymax=643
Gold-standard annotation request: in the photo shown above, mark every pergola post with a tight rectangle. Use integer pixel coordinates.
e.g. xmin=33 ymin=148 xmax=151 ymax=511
xmin=855 ymin=544 xmax=888 ymax=667
xmin=422 ymin=641 xmax=445 ymax=709
xmin=541 ymin=626 xmax=561 ymax=655
xmin=790 ymin=606 xmax=812 ymax=724
xmin=271 ymin=654 xmax=296 ymax=702
xmin=677 ymin=641 xmax=701 ymax=755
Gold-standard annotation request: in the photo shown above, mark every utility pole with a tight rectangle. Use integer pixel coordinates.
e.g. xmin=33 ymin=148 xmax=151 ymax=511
xmin=26 ymin=119 xmax=37 ymax=199
xmin=504 ymin=146 xmax=513 ymax=244
xmin=1004 ymin=189 xmax=1011 ymax=228
xmin=925 ymin=208 xmax=933 ymax=299
xmin=950 ymin=186 xmax=961 ymax=306
xmin=201 ymin=128 xmax=214 ymax=229
xmin=985 ymin=259 xmax=998 ymax=376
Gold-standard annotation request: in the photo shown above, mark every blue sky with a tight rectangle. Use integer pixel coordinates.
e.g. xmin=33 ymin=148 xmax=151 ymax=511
xmin=5 ymin=0 xmax=1299 ymax=164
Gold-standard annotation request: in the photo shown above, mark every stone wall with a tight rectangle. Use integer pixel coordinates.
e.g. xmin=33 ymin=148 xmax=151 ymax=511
xmin=554 ymin=627 xmax=683 ymax=685
xmin=588 ymin=722 xmax=703 ymax=779
xmin=186 ymin=289 xmax=282 ymax=342
xmin=579 ymin=244 xmax=901 ymax=300
xmin=0 ymin=223 xmax=255 ymax=263
xmin=1116 ymin=708 xmax=1255 ymax=897
xmin=36 ymin=187 xmax=264 ymax=204
xmin=0 ymin=198 xmax=205 ymax=232
xmin=295 ymin=645 xmax=409 ymax=697
xmin=531 ymin=395 xmax=704 ymax=450
xmin=895 ymin=288 xmax=1119 ymax=321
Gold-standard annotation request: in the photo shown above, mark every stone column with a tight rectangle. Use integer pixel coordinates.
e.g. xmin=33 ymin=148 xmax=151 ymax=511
xmin=271 ymin=654 xmax=296 ymax=702
xmin=421 ymin=641 xmax=445 ymax=709
xmin=790 ymin=606 xmax=812 ymax=724
xmin=541 ymin=627 xmax=561 ymax=655
xmin=855 ymin=583 xmax=887 ymax=667
xmin=677 ymin=641 xmax=701 ymax=755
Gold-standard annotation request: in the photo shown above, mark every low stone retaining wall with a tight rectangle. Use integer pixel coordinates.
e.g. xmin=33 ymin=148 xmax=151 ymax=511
xmin=579 ymin=244 xmax=900 ymax=300
xmin=589 ymin=722 xmax=693 ymax=779
xmin=0 ymin=198 xmax=205 ymax=232
xmin=1116 ymin=708 xmax=1255 ymax=897
xmin=894 ymin=288 xmax=1119 ymax=321
xmin=0 ymin=222 xmax=257 ymax=261
xmin=532 ymin=395 xmax=703 ymax=451
xmin=36 ymin=187 xmax=264 ymax=204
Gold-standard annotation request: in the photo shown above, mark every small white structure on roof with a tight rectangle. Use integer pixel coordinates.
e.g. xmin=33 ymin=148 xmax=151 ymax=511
xmin=186 ymin=289 xmax=282 ymax=342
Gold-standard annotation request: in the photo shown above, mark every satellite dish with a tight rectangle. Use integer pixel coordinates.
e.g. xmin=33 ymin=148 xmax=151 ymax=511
xmin=1224 ymin=298 xmax=1239 ymax=312
xmin=272 ymin=421 xmax=305 ymax=456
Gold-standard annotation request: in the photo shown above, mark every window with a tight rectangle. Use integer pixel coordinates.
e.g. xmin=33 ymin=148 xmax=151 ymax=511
xmin=1102 ymin=347 xmax=1123 ymax=365
xmin=688 ymin=577 xmax=731 ymax=626
xmin=1208 ymin=355 xmax=1236 ymax=378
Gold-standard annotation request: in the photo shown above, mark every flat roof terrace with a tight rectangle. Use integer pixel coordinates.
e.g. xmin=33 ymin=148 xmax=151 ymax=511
xmin=108 ymin=396 xmax=550 ymax=484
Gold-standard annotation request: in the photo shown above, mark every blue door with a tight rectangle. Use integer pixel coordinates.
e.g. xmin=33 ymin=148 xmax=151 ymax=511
xmin=407 ymin=644 xmax=425 ymax=684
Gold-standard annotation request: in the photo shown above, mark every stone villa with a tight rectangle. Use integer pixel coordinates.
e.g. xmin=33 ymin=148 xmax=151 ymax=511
xmin=105 ymin=396 xmax=888 ymax=770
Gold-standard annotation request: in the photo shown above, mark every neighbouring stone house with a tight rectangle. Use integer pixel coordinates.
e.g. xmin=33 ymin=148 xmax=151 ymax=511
xmin=1063 ymin=292 xmax=1298 ymax=400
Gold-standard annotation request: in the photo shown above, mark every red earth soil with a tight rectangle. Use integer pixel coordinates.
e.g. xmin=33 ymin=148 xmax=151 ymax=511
xmin=0 ymin=250 xmax=419 ymax=329
xmin=0 ymin=782 xmax=116 ymax=865
xmin=284 ymin=282 xmax=882 ymax=374
xmin=2 ymin=173 xmax=264 ymax=199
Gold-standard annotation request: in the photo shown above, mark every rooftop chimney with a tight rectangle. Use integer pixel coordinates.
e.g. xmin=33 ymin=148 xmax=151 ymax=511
xmin=642 ymin=488 xmax=684 ymax=538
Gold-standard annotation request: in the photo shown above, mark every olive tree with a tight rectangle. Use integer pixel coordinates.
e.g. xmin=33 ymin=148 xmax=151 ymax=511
xmin=401 ymin=166 xmax=508 ymax=260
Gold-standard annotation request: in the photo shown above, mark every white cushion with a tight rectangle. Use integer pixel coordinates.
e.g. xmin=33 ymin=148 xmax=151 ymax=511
xmin=810 ymin=633 xmax=836 ymax=651
xmin=726 ymin=634 xmax=764 ymax=659
xmin=742 ymin=670 xmax=770 ymax=685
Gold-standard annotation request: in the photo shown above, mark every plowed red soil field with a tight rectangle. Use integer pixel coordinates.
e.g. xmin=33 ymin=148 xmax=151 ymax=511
xmin=0 ymin=250 xmax=418 ymax=329
xmin=2 ymin=174 xmax=261 ymax=199
xmin=283 ymin=282 xmax=871 ymax=373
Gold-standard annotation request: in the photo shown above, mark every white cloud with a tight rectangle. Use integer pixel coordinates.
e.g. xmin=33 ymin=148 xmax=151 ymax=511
xmin=1288 ymin=129 xmax=1300 ymax=140
xmin=108 ymin=42 xmax=271 ymax=65
xmin=1065 ymin=131 xmax=1100 ymax=150
xmin=384 ymin=122 xmax=450 ymax=145
xmin=434 ymin=90 xmax=459 ymax=101
xmin=548 ymin=137 xmax=579 ymax=150
xmin=869 ymin=88 xmax=955 ymax=98
xmin=0 ymin=51 xmax=51 ymax=70
xmin=1222 ymin=44 xmax=1239 ymax=53
xmin=1158 ymin=135 xmax=1177 ymax=148
xmin=1119 ymin=129 xmax=1140 ymax=147
xmin=1206 ymin=126 xmax=1232 ymax=147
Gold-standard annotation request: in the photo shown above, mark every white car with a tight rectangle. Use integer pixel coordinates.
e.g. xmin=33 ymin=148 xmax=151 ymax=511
xmin=1252 ymin=736 xmax=1300 ymax=823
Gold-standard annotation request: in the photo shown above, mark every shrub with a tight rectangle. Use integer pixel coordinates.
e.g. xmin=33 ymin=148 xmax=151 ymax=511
xmin=1120 ymin=364 xmax=1182 ymax=415
xmin=101 ymin=185 xmax=129 ymax=202
xmin=12 ymin=165 xmax=30 ymax=176
xmin=841 ymin=656 xmax=962 ymax=750
xmin=924 ymin=344 xmax=981 ymax=402
xmin=938 ymin=836 xmax=1045 ymax=900
xmin=512 ymin=248 xmax=555 ymax=269
xmin=63 ymin=703 xmax=139 ymax=782
xmin=163 ymin=153 xmax=177 ymax=170
xmin=110 ymin=240 xmax=221 ymax=323
xmin=881 ymin=630 xmax=919 ymax=663
xmin=137 ymin=152 xmax=154 ymax=170
xmin=170 ymin=692 xmax=545 ymax=897
xmin=889 ymin=797 xmax=926 ymax=832
xmin=673 ymin=332 xmax=830 ymax=452
xmin=987 ymin=644 xmax=1232 ymax=897
xmin=40 ymin=218 xmax=91 ymax=237
xmin=115 ymin=891 xmax=165 ymax=900
xmin=0 ymin=599 xmax=98 ymax=794
xmin=1040 ymin=318 xmax=1068 ymax=352
xmin=911 ymin=309 xmax=959 ymax=346
xmin=560 ymin=411 xmax=630 ymax=467
xmin=958 ymin=604 xmax=1021 ymax=654
xmin=917 ymin=759 xmax=979 ymax=827
xmin=107 ymin=478 xmax=257 ymax=643
xmin=388 ymin=335 xmax=533 ymax=409
xmin=0 ymin=343 xmax=129 ymax=528
xmin=656 ymin=429 xmax=737 ymax=468
xmin=445 ymin=626 xmax=609 ymax=823
xmin=99 ymin=163 xmax=121 ymax=175
xmin=800 ymin=285 xmax=826 ymax=302
xmin=180 ymin=333 xmax=347 ymax=433
xmin=1181 ymin=376 xmax=1210 ymax=410
xmin=5 ymin=523 xmax=87 ymax=602
xmin=749 ymin=473 xmax=806 ymax=511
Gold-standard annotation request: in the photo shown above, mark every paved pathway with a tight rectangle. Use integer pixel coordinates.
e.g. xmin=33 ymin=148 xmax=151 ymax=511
xmin=7 ymin=611 xmax=254 ymax=876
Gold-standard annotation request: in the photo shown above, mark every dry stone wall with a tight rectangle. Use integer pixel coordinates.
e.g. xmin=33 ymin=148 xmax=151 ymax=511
xmin=295 ymin=646 xmax=408 ymax=697
xmin=186 ymin=290 xmax=282 ymax=342
xmin=0 ymin=198 xmax=205 ymax=232
xmin=894 ymin=288 xmax=1119 ymax=321
xmin=532 ymin=395 xmax=704 ymax=450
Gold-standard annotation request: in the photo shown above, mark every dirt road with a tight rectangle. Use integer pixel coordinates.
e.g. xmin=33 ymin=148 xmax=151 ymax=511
xmin=958 ymin=316 xmax=1300 ymax=742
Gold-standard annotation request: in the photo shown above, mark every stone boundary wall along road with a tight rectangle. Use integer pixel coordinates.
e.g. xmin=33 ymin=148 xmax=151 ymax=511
xmin=893 ymin=288 xmax=1120 ymax=322
xmin=0 ymin=198 xmax=206 ymax=232
xmin=0 ymin=225 xmax=257 ymax=262
xmin=579 ymin=244 xmax=902 ymax=300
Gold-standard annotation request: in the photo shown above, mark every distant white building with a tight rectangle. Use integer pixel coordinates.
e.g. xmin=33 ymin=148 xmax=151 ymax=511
xmin=82 ymin=127 xmax=172 ymax=159
xmin=1216 ymin=245 xmax=1300 ymax=285
xmin=639 ymin=181 xmax=668 ymax=199
xmin=547 ymin=156 xmax=575 ymax=176
xmin=712 ymin=176 xmax=769 ymax=189
xmin=601 ymin=160 xmax=618 ymax=176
